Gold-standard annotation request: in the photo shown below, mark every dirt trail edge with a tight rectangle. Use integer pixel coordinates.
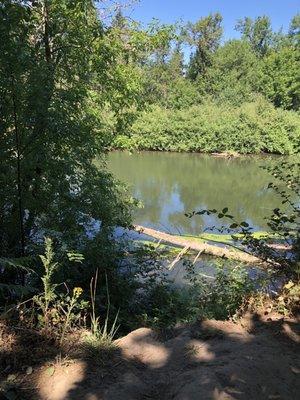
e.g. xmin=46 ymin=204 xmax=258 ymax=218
xmin=36 ymin=314 xmax=300 ymax=400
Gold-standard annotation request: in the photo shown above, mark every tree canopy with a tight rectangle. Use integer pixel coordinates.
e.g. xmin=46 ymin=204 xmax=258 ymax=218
xmin=112 ymin=11 xmax=299 ymax=153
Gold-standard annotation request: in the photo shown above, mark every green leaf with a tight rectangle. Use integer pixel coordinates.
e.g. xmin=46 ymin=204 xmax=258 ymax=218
xmin=67 ymin=252 xmax=85 ymax=263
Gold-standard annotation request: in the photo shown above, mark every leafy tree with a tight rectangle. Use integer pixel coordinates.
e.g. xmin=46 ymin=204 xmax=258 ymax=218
xmin=289 ymin=13 xmax=300 ymax=45
xmin=186 ymin=13 xmax=223 ymax=80
xmin=198 ymin=40 xmax=260 ymax=104
xmin=168 ymin=44 xmax=185 ymax=78
xmin=141 ymin=40 xmax=201 ymax=109
xmin=0 ymin=0 xmax=142 ymax=284
xmin=137 ymin=22 xmax=182 ymax=106
xmin=235 ymin=16 xmax=272 ymax=56
xmin=260 ymin=46 xmax=300 ymax=110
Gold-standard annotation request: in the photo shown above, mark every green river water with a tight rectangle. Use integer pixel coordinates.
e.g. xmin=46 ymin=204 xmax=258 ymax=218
xmin=108 ymin=151 xmax=287 ymax=235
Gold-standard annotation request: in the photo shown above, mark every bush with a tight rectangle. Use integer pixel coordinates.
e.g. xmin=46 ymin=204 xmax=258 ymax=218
xmin=128 ymin=254 xmax=257 ymax=329
xmin=114 ymin=99 xmax=300 ymax=154
xmin=193 ymin=264 xmax=256 ymax=320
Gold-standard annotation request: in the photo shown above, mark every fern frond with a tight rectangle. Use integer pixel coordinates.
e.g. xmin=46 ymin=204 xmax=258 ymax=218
xmin=0 ymin=256 xmax=36 ymax=273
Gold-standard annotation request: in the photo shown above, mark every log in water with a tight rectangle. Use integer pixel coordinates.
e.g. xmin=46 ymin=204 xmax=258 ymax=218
xmin=134 ymin=225 xmax=262 ymax=265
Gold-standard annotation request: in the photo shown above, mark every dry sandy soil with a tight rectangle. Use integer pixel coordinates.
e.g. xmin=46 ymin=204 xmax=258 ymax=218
xmin=13 ymin=312 xmax=297 ymax=400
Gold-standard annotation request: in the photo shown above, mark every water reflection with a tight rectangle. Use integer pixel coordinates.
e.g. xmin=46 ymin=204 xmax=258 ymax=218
xmin=106 ymin=151 xmax=286 ymax=235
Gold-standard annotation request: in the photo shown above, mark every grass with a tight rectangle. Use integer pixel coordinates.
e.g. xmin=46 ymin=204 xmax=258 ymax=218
xmin=80 ymin=331 xmax=118 ymax=365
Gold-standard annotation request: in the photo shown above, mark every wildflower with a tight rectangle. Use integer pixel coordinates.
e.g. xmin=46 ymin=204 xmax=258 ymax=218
xmin=73 ymin=287 xmax=83 ymax=298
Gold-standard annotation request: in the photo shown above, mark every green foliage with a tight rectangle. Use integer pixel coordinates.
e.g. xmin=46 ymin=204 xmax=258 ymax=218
xmin=109 ymin=12 xmax=300 ymax=154
xmin=36 ymin=238 xmax=59 ymax=327
xmin=0 ymin=0 xmax=147 ymax=251
xmin=289 ymin=13 xmax=300 ymax=45
xmin=133 ymin=11 xmax=300 ymax=128
xmin=165 ymin=78 xmax=201 ymax=109
xmin=185 ymin=262 xmax=256 ymax=320
xmin=89 ymin=270 xmax=119 ymax=346
xmin=33 ymin=238 xmax=88 ymax=339
xmin=133 ymin=260 xmax=256 ymax=328
xmin=185 ymin=13 xmax=223 ymax=80
xmin=260 ymin=46 xmax=300 ymax=110
xmin=0 ymin=0 xmax=148 ymax=308
xmin=235 ymin=16 xmax=273 ymax=56
xmin=198 ymin=40 xmax=261 ymax=105
xmin=136 ymin=283 xmax=190 ymax=328
xmin=117 ymin=100 xmax=300 ymax=154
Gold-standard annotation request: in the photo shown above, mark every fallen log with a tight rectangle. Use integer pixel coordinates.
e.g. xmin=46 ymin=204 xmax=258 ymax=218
xmin=134 ymin=225 xmax=262 ymax=265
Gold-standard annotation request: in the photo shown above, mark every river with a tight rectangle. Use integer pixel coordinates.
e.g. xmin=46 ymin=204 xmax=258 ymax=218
xmin=107 ymin=151 xmax=287 ymax=235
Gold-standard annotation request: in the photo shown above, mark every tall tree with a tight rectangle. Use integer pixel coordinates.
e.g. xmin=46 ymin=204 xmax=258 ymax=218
xmin=199 ymin=40 xmax=260 ymax=104
xmin=260 ymin=46 xmax=300 ymax=110
xmin=186 ymin=13 xmax=223 ymax=80
xmin=168 ymin=44 xmax=184 ymax=78
xmin=289 ymin=13 xmax=300 ymax=45
xmin=235 ymin=16 xmax=272 ymax=56
xmin=0 ymin=0 xmax=141 ymax=263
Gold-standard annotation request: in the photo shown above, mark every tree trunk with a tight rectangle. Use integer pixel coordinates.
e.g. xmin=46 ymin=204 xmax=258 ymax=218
xmin=10 ymin=74 xmax=25 ymax=259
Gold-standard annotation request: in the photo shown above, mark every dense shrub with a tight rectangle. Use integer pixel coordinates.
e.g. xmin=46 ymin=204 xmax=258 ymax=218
xmin=115 ymin=99 xmax=300 ymax=154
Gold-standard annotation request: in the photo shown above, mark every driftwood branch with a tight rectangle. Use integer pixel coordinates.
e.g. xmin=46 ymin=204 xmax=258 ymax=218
xmin=134 ymin=225 xmax=263 ymax=265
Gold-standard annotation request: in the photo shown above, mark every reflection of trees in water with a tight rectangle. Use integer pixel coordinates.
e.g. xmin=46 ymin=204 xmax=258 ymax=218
xmin=107 ymin=152 xmax=288 ymax=234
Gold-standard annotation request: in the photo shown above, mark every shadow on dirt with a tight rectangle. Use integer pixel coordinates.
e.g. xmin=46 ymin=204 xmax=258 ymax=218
xmin=0 ymin=313 xmax=299 ymax=400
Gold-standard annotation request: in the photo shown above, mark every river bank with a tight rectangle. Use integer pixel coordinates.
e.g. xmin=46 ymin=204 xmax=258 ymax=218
xmin=2 ymin=308 xmax=299 ymax=400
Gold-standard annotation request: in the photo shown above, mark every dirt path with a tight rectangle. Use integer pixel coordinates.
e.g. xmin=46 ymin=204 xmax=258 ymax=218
xmin=36 ymin=314 xmax=300 ymax=400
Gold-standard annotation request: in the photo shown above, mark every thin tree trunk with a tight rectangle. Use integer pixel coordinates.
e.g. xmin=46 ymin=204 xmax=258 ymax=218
xmin=43 ymin=1 xmax=51 ymax=63
xmin=10 ymin=75 xmax=25 ymax=258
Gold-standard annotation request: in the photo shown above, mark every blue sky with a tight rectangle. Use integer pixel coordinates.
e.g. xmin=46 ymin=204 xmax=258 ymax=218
xmin=126 ymin=0 xmax=299 ymax=40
